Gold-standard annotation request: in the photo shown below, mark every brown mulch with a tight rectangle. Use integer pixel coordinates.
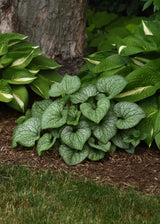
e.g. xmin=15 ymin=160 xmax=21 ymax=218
xmin=0 ymin=103 xmax=160 ymax=195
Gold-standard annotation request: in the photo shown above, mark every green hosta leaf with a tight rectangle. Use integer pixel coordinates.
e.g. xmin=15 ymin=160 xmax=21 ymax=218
xmin=59 ymin=144 xmax=89 ymax=165
xmin=12 ymin=117 xmax=41 ymax=148
xmin=70 ymin=85 xmax=97 ymax=104
xmin=30 ymin=75 xmax=50 ymax=99
xmin=115 ymin=66 xmax=160 ymax=102
xmin=87 ymin=146 xmax=105 ymax=161
xmin=114 ymin=102 xmax=146 ymax=129
xmin=67 ymin=106 xmax=81 ymax=126
xmin=93 ymin=111 xmax=117 ymax=144
xmin=31 ymin=99 xmax=52 ymax=118
xmin=80 ymin=95 xmax=110 ymax=124
xmin=2 ymin=68 xmax=36 ymax=84
xmin=0 ymin=79 xmax=13 ymax=102
xmin=41 ymin=101 xmax=68 ymax=129
xmin=88 ymin=137 xmax=111 ymax=152
xmin=31 ymin=56 xmax=61 ymax=70
xmin=49 ymin=75 xmax=81 ymax=97
xmin=96 ymin=75 xmax=127 ymax=99
xmin=7 ymin=85 xmax=29 ymax=113
xmin=92 ymin=54 xmax=130 ymax=73
xmin=60 ymin=121 xmax=91 ymax=150
xmin=37 ymin=133 xmax=56 ymax=156
xmin=137 ymin=97 xmax=159 ymax=146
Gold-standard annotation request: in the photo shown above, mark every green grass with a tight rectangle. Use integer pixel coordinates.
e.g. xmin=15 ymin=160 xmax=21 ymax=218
xmin=0 ymin=166 xmax=160 ymax=224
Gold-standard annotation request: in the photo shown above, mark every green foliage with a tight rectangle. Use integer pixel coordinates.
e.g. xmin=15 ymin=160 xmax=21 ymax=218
xmin=79 ymin=19 xmax=160 ymax=150
xmin=0 ymin=33 xmax=62 ymax=112
xmin=13 ymin=75 xmax=146 ymax=165
xmin=86 ymin=9 xmax=144 ymax=53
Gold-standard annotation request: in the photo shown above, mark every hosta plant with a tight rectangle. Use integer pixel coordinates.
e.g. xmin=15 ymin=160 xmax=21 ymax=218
xmin=12 ymin=75 xmax=146 ymax=165
xmin=79 ymin=19 xmax=160 ymax=150
xmin=0 ymin=33 xmax=62 ymax=112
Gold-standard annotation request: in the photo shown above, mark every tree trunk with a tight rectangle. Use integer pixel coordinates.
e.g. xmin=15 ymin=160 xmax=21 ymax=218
xmin=0 ymin=0 xmax=88 ymax=59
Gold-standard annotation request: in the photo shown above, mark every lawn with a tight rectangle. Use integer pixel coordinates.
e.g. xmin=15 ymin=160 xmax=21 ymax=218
xmin=0 ymin=166 xmax=160 ymax=224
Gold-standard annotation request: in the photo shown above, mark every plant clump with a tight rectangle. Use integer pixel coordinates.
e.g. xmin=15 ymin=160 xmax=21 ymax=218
xmin=12 ymin=74 xmax=146 ymax=165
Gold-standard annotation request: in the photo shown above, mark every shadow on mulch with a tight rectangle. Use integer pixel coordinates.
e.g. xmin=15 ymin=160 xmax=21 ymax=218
xmin=0 ymin=102 xmax=160 ymax=195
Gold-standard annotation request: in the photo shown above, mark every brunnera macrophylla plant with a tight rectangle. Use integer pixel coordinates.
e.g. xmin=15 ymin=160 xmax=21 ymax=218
xmin=0 ymin=33 xmax=62 ymax=112
xmin=12 ymin=75 xmax=146 ymax=165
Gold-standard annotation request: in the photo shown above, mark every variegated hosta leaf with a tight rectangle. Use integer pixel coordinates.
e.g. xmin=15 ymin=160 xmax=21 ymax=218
xmin=7 ymin=85 xmax=29 ymax=113
xmin=0 ymin=79 xmax=13 ymax=103
xmin=12 ymin=117 xmax=41 ymax=148
xmin=37 ymin=133 xmax=56 ymax=156
xmin=30 ymin=75 xmax=50 ymax=99
xmin=141 ymin=20 xmax=160 ymax=36
xmin=115 ymin=66 xmax=160 ymax=102
xmin=66 ymin=106 xmax=81 ymax=126
xmin=137 ymin=96 xmax=159 ymax=146
xmin=87 ymin=146 xmax=105 ymax=161
xmin=37 ymin=70 xmax=62 ymax=84
xmin=0 ymin=40 xmax=8 ymax=56
xmin=0 ymin=33 xmax=27 ymax=43
xmin=80 ymin=95 xmax=110 ymax=124
xmin=2 ymin=68 xmax=36 ymax=84
xmin=49 ymin=74 xmax=81 ymax=97
xmin=9 ymin=50 xmax=34 ymax=68
xmin=41 ymin=101 xmax=68 ymax=129
xmin=31 ymin=99 xmax=52 ymax=118
xmin=93 ymin=111 xmax=117 ymax=143
xmin=70 ymin=85 xmax=97 ymax=104
xmin=96 ymin=75 xmax=127 ymax=99
xmin=31 ymin=56 xmax=61 ymax=70
xmin=60 ymin=121 xmax=91 ymax=150
xmin=88 ymin=137 xmax=111 ymax=152
xmin=59 ymin=144 xmax=89 ymax=165
xmin=92 ymin=54 xmax=130 ymax=73
xmin=114 ymin=102 xmax=146 ymax=129
xmin=8 ymin=40 xmax=39 ymax=52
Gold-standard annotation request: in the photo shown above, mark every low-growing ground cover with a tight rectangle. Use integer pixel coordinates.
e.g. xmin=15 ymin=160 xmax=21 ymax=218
xmin=0 ymin=165 xmax=160 ymax=224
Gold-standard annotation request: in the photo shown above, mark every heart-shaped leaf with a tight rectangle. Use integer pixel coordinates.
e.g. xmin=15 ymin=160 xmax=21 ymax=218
xmin=70 ymin=85 xmax=97 ymax=104
xmin=37 ymin=133 xmax=56 ymax=156
xmin=87 ymin=146 xmax=105 ymax=161
xmin=80 ymin=95 xmax=110 ymax=124
xmin=12 ymin=117 xmax=41 ymax=148
xmin=7 ymin=85 xmax=29 ymax=112
xmin=41 ymin=101 xmax=68 ymax=129
xmin=0 ymin=79 xmax=13 ymax=103
xmin=88 ymin=137 xmax=111 ymax=152
xmin=93 ymin=111 xmax=117 ymax=143
xmin=60 ymin=121 xmax=91 ymax=150
xmin=2 ymin=68 xmax=36 ymax=84
xmin=49 ymin=74 xmax=81 ymax=97
xmin=59 ymin=144 xmax=89 ymax=165
xmin=114 ymin=102 xmax=146 ymax=129
xmin=31 ymin=99 xmax=52 ymax=118
xmin=96 ymin=75 xmax=127 ymax=99
xmin=111 ymin=131 xmax=130 ymax=149
xmin=66 ymin=106 xmax=81 ymax=126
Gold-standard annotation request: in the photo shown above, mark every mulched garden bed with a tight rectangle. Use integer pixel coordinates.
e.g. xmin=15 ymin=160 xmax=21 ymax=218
xmin=0 ymin=58 xmax=160 ymax=195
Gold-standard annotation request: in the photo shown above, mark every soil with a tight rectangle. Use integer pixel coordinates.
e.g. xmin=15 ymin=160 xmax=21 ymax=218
xmin=1 ymin=59 xmax=160 ymax=195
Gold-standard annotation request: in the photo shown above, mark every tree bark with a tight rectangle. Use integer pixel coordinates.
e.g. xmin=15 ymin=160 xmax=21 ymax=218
xmin=0 ymin=0 xmax=88 ymax=59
